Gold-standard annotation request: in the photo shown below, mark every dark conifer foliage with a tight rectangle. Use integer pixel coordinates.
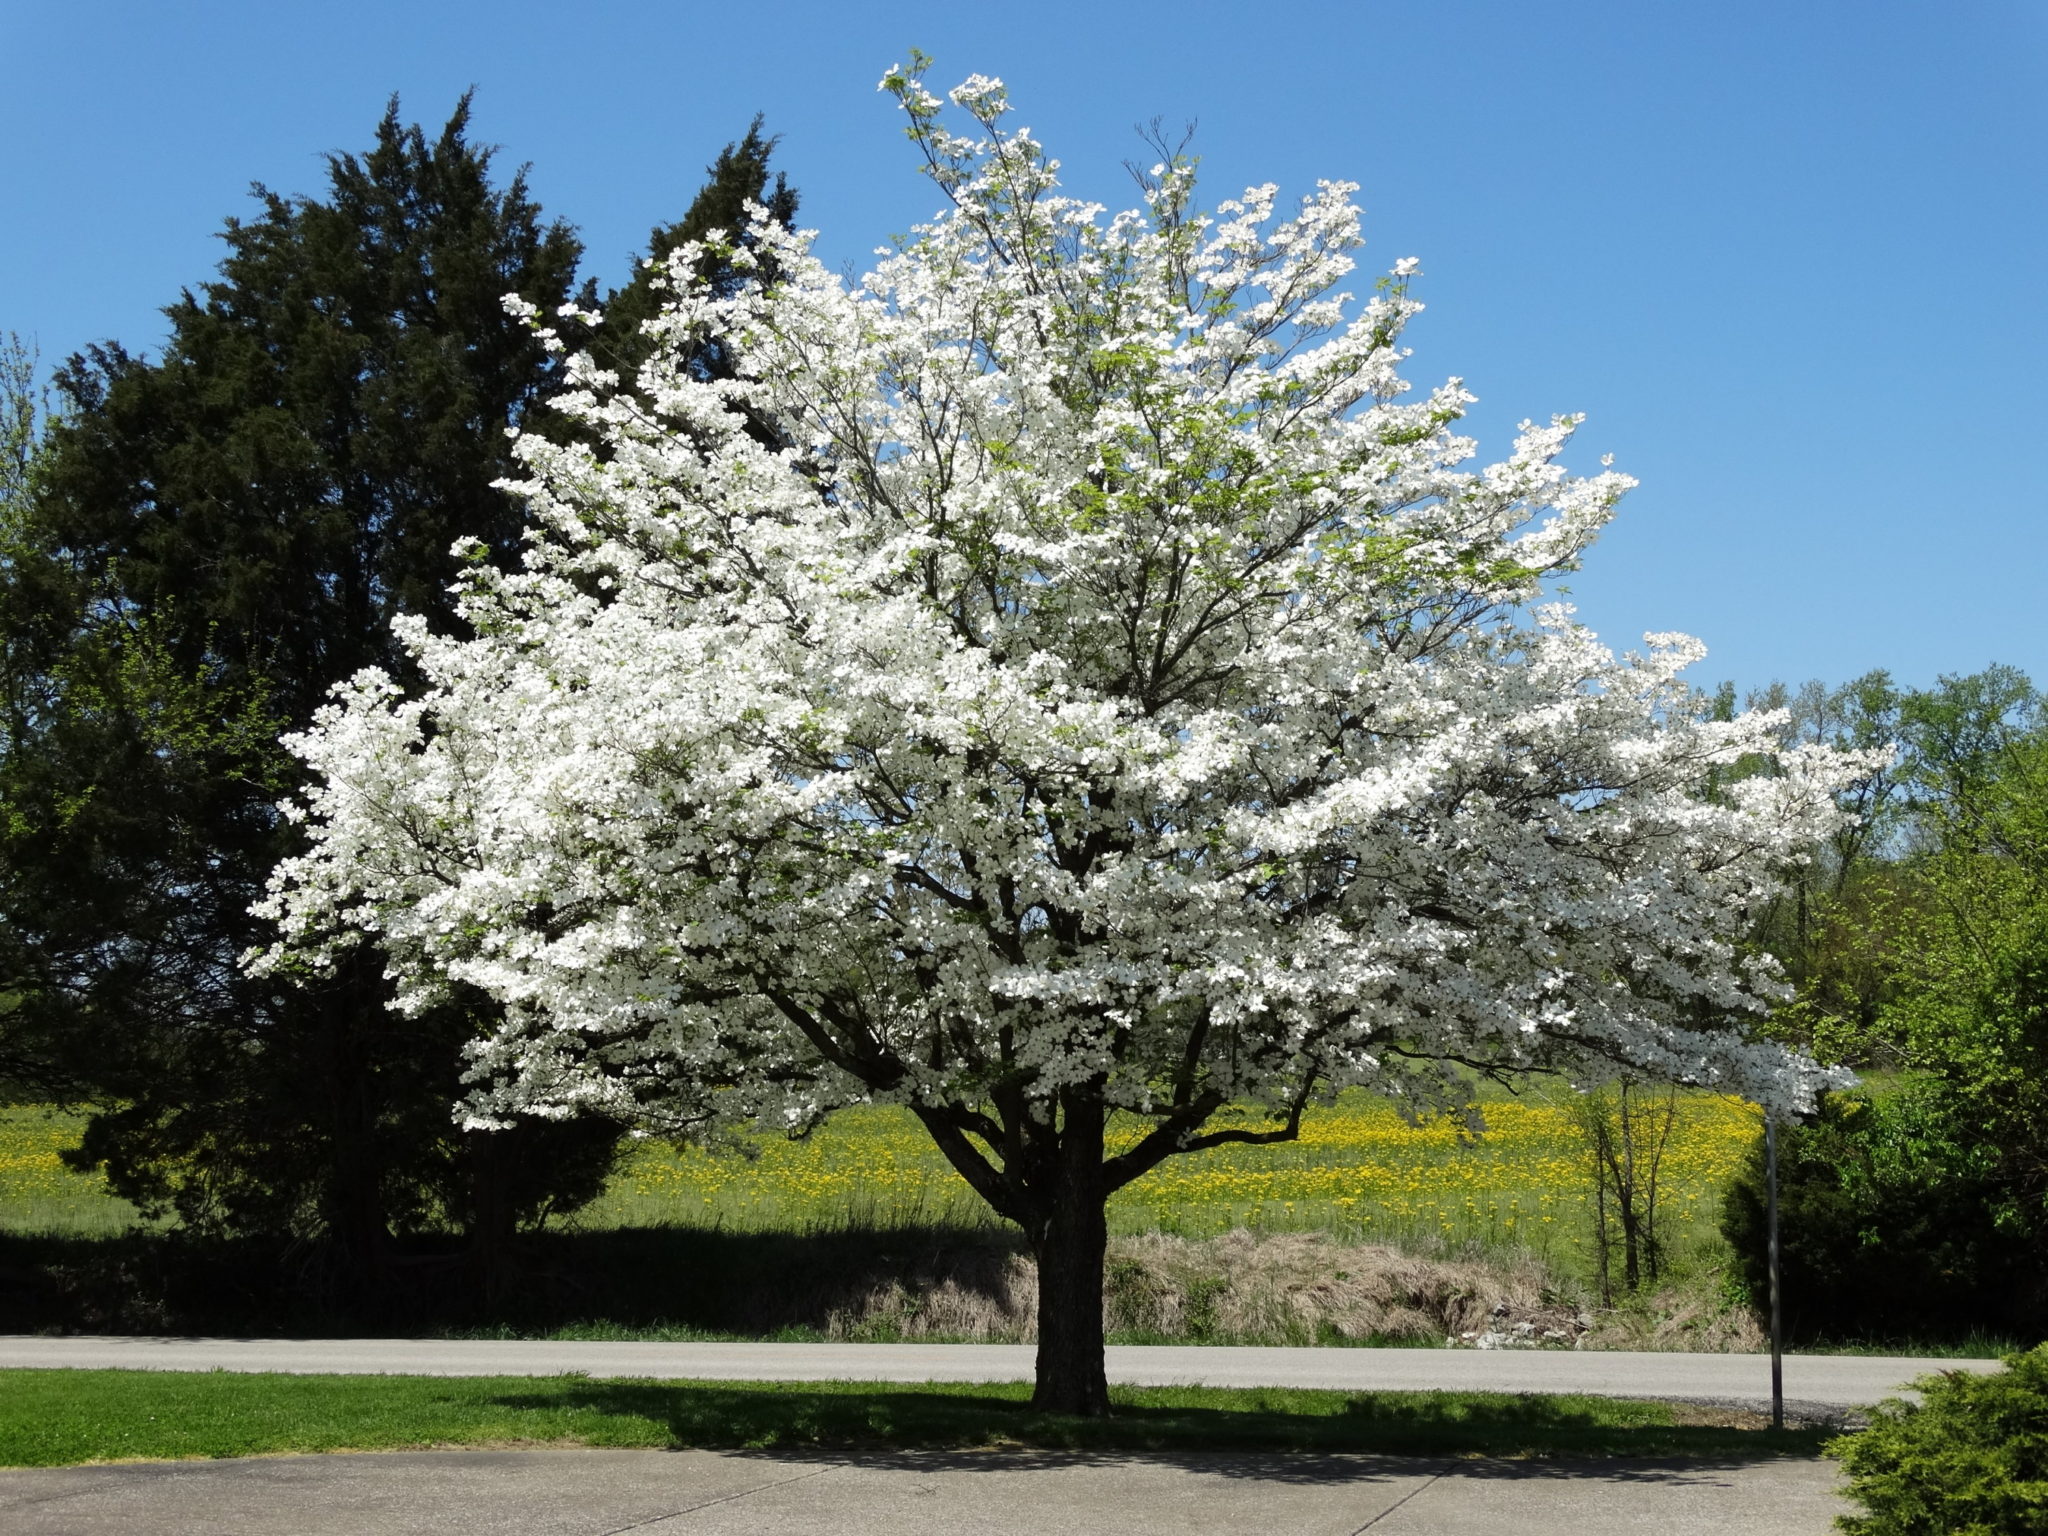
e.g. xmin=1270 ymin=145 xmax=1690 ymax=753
xmin=0 ymin=100 xmax=798 ymax=1301
xmin=40 ymin=96 xmax=580 ymax=713
xmin=589 ymin=115 xmax=800 ymax=390
xmin=7 ymin=98 xmax=608 ymax=1287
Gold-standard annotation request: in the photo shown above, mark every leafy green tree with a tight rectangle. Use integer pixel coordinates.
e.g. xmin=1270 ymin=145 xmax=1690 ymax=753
xmin=1 ymin=104 xmax=799 ymax=1291
xmin=6 ymin=341 xmax=310 ymax=1114
xmin=3 ymin=100 xmax=611 ymax=1281
xmin=0 ymin=331 xmax=62 ymax=1089
xmin=1730 ymin=672 xmax=1911 ymax=1057
xmin=1723 ymin=1089 xmax=2035 ymax=1341
xmin=1723 ymin=667 xmax=2048 ymax=1340
xmin=1883 ymin=669 xmax=2048 ymax=1229
xmin=0 ymin=333 xmax=36 ymax=502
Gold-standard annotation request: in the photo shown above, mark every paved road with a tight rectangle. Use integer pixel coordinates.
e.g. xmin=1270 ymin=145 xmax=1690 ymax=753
xmin=0 ymin=1446 xmax=1849 ymax=1535
xmin=0 ymin=1336 xmax=1993 ymax=1409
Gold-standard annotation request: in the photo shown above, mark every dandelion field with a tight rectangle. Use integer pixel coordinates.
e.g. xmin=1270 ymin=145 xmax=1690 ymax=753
xmin=0 ymin=1106 xmax=146 ymax=1238
xmin=588 ymin=1086 xmax=1760 ymax=1278
xmin=0 ymin=1089 xmax=1762 ymax=1282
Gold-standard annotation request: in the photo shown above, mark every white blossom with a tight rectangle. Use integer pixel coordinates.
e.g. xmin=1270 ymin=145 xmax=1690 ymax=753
xmin=257 ymin=62 xmax=1865 ymax=1181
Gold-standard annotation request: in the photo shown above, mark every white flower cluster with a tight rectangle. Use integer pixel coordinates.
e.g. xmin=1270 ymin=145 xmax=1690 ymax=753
xmin=256 ymin=63 xmax=1865 ymax=1172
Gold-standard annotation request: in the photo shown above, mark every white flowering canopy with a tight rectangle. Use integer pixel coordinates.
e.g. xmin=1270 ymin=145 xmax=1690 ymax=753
xmin=258 ymin=62 xmax=1860 ymax=1184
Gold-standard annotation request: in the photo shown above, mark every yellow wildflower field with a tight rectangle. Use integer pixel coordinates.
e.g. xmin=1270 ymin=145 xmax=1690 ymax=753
xmin=0 ymin=1106 xmax=145 ymax=1237
xmin=587 ymin=1089 xmax=1762 ymax=1267
xmin=1 ymin=1090 xmax=1763 ymax=1269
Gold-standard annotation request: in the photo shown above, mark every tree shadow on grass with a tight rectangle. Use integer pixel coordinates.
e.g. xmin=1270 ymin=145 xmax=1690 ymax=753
xmin=484 ymin=1380 xmax=1832 ymax=1476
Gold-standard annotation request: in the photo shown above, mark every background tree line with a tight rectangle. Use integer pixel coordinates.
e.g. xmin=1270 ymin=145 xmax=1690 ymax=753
xmin=1718 ymin=665 xmax=2048 ymax=1340
xmin=1486 ymin=664 xmax=2048 ymax=1338
xmin=0 ymin=97 xmax=797 ymax=1309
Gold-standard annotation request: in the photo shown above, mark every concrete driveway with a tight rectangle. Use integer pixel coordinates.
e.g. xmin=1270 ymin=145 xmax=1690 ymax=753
xmin=0 ymin=1446 xmax=1849 ymax=1535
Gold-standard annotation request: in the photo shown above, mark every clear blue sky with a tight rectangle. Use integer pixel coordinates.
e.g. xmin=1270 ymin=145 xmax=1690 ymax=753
xmin=5 ymin=0 xmax=2043 ymax=695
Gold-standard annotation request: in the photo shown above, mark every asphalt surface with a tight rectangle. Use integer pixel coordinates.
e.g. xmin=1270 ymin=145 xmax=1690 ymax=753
xmin=0 ymin=1336 xmax=1995 ymax=1409
xmin=0 ymin=1446 xmax=1850 ymax=1535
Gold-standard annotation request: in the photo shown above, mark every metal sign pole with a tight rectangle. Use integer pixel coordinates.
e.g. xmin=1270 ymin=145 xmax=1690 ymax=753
xmin=1766 ymin=1112 xmax=1784 ymax=1431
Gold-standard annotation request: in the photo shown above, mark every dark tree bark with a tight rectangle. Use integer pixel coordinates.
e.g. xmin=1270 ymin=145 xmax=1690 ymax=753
xmin=1023 ymin=1090 xmax=1111 ymax=1416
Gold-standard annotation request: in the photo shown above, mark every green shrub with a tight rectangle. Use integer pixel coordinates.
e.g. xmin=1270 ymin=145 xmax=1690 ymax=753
xmin=1832 ymin=1345 xmax=2048 ymax=1535
xmin=1721 ymin=1091 xmax=2042 ymax=1344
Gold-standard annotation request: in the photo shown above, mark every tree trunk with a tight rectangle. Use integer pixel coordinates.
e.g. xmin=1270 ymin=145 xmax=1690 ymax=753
xmin=1028 ymin=1090 xmax=1111 ymax=1416
xmin=1589 ymin=1115 xmax=1614 ymax=1306
xmin=318 ymin=971 xmax=395 ymax=1318
xmin=1619 ymin=1199 xmax=1643 ymax=1293
xmin=464 ymin=1127 xmax=515 ymax=1309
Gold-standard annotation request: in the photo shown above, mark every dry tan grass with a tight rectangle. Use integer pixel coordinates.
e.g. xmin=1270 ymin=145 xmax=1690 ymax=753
xmin=819 ymin=1228 xmax=1593 ymax=1346
xmin=819 ymin=1241 xmax=1036 ymax=1342
xmin=1580 ymin=1275 xmax=1767 ymax=1353
xmin=1102 ymin=1230 xmax=1585 ymax=1344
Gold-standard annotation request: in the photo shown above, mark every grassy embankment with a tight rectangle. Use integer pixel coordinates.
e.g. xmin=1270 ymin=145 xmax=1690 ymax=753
xmin=2 ymin=1091 xmax=1780 ymax=1346
xmin=0 ymin=1369 xmax=1827 ymax=1467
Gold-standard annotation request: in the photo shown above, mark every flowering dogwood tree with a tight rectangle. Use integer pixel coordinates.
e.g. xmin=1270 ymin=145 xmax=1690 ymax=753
xmin=258 ymin=60 xmax=1862 ymax=1413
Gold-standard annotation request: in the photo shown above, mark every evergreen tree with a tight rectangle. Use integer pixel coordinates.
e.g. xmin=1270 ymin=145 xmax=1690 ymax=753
xmin=0 ymin=102 xmax=798 ymax=1296
xmin=588 ymin=115 xmax=799 ymax=389
xmin=40 ymin=96 xmax=580 ymax=709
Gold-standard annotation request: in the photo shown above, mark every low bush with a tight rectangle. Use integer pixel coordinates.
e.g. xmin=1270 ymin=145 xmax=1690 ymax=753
xmin=1721 ymin=1090 xmax=2044 ymax=1344
xmin=1831 ymin=1344 xmax=2048 ymax=1535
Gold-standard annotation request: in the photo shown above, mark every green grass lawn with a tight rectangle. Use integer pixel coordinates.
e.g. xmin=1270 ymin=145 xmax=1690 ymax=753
xmin=0 ymin=1371 xmax=1829 ymax=1467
